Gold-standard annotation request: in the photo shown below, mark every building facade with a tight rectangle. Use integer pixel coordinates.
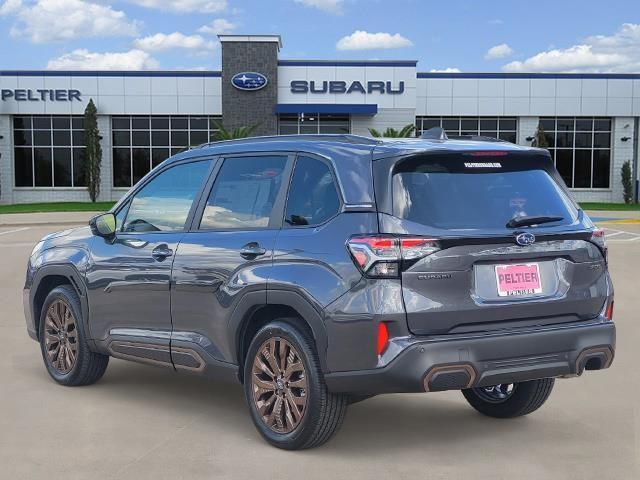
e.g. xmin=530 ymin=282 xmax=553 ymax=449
xmin=1 ymin=34 xmax=638 ymax=204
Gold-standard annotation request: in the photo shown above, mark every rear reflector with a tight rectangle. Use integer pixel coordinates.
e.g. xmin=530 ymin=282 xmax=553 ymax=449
xmin=377 ymin=322 xmax=389 ymax=356
xmin=605 ymin=299 xmax=614 ymax=321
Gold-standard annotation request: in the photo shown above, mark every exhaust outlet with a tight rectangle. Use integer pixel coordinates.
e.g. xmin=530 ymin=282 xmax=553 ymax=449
xmin=576 ymin=346 xmax=614 ymax=374
xmin=423 ymin=364 xmax=476 ymax=392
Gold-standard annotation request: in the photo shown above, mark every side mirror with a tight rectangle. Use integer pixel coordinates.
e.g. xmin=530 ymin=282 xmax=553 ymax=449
xmin=90 ymin=212 xmax=117 ymax=238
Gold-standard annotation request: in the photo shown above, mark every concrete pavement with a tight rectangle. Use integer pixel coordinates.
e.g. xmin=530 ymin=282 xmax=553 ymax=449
xmin=0 ymin=220 xmax=638 ymax=480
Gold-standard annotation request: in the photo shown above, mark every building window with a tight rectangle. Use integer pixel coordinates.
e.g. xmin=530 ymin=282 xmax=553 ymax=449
xmin=539 ymin=117 xmax=612 ymax=189
xmin=278 ymin=113 xmax=350 ymax=135
xmin=13 ymin=115 xmax=86 ymax=188
xmin=112 ymin=115 xmax=221 ymax=188
xmin=416 ymin=117 xmax=518 ymax=143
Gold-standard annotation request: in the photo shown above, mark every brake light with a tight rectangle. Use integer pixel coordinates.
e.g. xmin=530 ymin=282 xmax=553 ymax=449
xmin=590 ymin=228 xmax=608 ymax=263
xmin=376 ymin=322 xmax=389 ymax=356
xmin=467 ymin=151 xmax=509 ymax=157
xmin=347 ymin=236 xmax=440 ymax=277
xmin=400 ymin=237 xmax=441 ymax=259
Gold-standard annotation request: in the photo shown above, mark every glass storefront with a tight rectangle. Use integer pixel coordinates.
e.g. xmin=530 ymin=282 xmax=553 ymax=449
xmin=112 ymin=115 xmax=221 ymax=187
xmin=13 ymin=115 xmax=86 ymax=187
xmin=539 ymin=117 xmax=612 ymax=189
xmin=278 ymin=113 xmax=350 ymax=135
xmin=416 ymin=116 xmax=518 ymax=143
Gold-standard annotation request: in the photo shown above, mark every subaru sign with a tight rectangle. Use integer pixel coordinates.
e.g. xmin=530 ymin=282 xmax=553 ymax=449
xmin=231 ymin=72 xmax=268 ymax=91
xmin=290 ymin=80 xmax=405 ymax=95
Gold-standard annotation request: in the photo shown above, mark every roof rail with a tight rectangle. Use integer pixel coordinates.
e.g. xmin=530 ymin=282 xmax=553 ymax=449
xmin=197 ymin=134 xmax=381 ymax=149
xmin=420 ymin=127 xmax=448 ymax=141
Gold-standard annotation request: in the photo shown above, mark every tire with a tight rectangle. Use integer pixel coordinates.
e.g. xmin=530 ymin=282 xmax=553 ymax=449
xmin=243 ymin=319 xmax=348 ymax=450
xmin=38 ymin=285 xmax=109 ymax=386
xmin=462 ymin=378 xmax=555 ymax=418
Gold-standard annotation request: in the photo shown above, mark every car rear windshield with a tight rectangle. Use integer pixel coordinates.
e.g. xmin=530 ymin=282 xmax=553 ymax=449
xmin=392 ymin=155 xmax=579 ymax=230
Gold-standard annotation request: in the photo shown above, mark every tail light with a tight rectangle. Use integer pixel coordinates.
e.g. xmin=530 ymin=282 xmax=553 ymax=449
xmin=590 ymin=228 xmax=608 ymax=263
xmin=347 ymin=236 xmax=440 ymax=278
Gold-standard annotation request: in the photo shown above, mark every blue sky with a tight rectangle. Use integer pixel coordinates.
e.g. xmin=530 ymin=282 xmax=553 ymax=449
xmin=0 ymin=0 xmax=639 ymax=72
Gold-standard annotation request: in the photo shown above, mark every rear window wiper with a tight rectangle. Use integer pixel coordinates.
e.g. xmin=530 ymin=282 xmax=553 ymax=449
xmin=506 ymin=215 xmax=564 ymax=229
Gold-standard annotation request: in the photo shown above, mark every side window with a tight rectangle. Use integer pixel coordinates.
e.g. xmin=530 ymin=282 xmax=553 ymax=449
xmin=199 ymin=156 xmax=287 ymax=230
xmin=122 ymin=160 xmax=211 ymax=232
xmin=285 ymin=156 xmax=340 ymax=227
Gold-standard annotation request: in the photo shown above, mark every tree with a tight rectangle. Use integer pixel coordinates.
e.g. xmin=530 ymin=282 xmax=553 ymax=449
xmin=83 ymin=99 xmax=102 ymax=202
xmin=368 ymin=124 xmax=416 ymax=138
xmin=531 ymin=122 xmax=550 ymax=149
xmin=621 ymin=160 xmax=633 ymax=204
xmin=212 ymin=120 xmax=259 ymax=140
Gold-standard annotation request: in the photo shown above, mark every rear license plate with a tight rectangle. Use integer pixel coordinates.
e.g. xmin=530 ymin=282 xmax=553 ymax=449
xmin=495 ymin=263 xmax=542 ymax=297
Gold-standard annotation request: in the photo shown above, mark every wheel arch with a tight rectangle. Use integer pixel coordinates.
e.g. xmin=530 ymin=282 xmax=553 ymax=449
xmin=31 ymin=264 xmax=88 ymax=342
xmin=232 ymin=290 xmax=329 ymax=384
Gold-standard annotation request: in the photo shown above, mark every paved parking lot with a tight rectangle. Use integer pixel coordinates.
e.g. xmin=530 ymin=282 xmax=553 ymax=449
xmin=0 ymin=221 xmax=638 ymax=480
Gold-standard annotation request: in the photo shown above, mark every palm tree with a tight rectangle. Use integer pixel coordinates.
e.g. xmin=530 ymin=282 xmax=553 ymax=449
xmin=211 ymin=120 xmax=260 ymax=141
xmin=368 ymin=123 xmax=416 ymax=138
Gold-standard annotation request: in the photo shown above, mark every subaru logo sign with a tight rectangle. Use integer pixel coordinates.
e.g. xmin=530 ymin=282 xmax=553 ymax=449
xmin=515 ymin=232 xmax=536 ymax=246
xmin=231 ymin=72 xmax=268 ymax=91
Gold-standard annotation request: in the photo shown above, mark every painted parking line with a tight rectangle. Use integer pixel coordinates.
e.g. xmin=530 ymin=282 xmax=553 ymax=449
xmin=601 ymin=226 xmax=640 ymax=243
xmin=0 ymin=227 xmax=30 ymax=236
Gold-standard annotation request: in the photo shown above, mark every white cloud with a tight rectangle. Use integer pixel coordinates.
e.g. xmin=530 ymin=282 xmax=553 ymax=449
xmin=429 ymin=67 xmax=461 ymax=73
xmin=198 ymin=18 xmax=237 ymax=35
xmin=485 ymin=43 xmax=513 ymax=60
xmin=488 ymin=19 xmax=503 ymax=25
xmin=128 ymin=0 xmax=227 ymax=13
xmin=503 ymin=23 xmax=640 ymax=73
xmin=2 ymin=0 xmax=138 ymax=43
xmin=0 ymin=0 xmax=21 ymax=15
xmin=336 ymin=30 xmax=413 ymax=50
xmin=47 ymin=49 xmax=159 ymax=70
xmin=134 ymin=32 xmax=216 ymax=52
xmin=293 ymin=0 xmax=343 ymax=14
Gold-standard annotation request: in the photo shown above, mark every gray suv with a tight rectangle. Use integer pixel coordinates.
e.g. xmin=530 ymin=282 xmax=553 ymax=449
xmin=24 ymin=132 xmax=615 ymax=450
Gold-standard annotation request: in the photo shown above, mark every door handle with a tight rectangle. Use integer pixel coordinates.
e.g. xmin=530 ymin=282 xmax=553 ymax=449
xmin=152 ymin=244 xmax=173 ymax=261
xmin=240 ymin=242 xmax=267 ymax=259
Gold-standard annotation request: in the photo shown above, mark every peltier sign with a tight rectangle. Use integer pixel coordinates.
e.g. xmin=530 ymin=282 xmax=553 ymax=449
xmin=1 ymin=89 xmax=82 ymax=101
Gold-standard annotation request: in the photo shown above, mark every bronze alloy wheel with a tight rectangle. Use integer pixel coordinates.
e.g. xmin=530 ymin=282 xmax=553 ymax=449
xmin=43 ymin=299 xmax=78 ymax=374
xmin=251 ymin=337 xmax=308 ymax=434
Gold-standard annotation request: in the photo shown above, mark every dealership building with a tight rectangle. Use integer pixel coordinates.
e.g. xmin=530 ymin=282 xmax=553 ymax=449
xmin=1 ymin=34 xmax=639 ymax=204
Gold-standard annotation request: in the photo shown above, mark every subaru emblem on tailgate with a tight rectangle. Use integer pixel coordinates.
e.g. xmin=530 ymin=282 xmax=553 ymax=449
xmin=515 ymin=232 xmax=535 ymax=246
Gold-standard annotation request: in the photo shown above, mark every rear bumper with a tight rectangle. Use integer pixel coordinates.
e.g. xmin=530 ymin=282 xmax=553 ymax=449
xmin=324 ymin=319 xmax=615 ymax=394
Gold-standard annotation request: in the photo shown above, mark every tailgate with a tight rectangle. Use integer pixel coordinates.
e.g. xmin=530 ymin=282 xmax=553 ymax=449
xmin=401 ymin=238 xmax=608 ymax=335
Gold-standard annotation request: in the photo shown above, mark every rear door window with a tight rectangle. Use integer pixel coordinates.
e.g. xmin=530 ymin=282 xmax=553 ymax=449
xmin=285 ymin=156 xmax=341 ymax=227
xmin=392 ymin=156 xmax=578 ymax=230
xmin=199 ymin=155 xmax=287 ymax=229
